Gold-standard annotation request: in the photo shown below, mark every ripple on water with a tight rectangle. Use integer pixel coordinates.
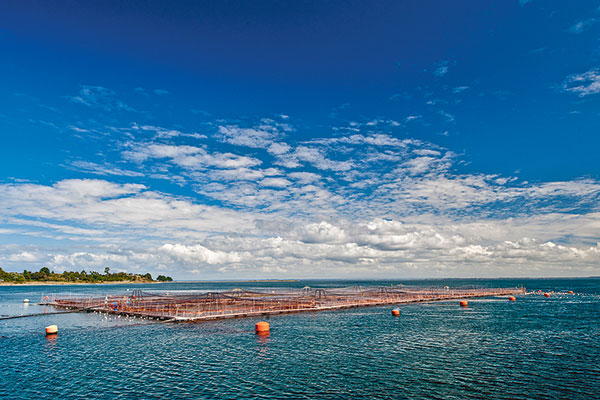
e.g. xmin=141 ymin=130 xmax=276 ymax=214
xmin=1 ymin=280 xmax=599 ymax=399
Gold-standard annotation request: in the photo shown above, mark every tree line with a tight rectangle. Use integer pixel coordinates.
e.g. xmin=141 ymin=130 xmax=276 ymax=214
xmin=0 ymin=266 xmax=172 ymax=284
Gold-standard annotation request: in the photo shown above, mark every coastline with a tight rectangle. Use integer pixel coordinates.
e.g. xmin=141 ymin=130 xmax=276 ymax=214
xmin=0 ymin=280 xmax=158 ymax=287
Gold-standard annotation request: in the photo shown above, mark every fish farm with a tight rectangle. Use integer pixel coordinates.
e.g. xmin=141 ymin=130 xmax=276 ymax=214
xmin=39 ymin=285 xmax=525 ymax=322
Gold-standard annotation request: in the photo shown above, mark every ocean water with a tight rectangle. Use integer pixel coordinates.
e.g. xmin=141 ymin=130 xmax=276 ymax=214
xmin=0 ymin=278 xmax=598 ymax=399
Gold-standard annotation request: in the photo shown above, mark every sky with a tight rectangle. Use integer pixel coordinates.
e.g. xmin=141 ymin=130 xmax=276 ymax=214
xmin=1 ymin=0 xmax=600 ymax=279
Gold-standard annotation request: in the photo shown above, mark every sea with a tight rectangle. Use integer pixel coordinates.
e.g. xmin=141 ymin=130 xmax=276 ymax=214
xmin=1 ymin=278 xmax=598 ymax=399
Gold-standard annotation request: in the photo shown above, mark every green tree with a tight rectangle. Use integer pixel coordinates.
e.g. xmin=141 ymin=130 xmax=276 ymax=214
xmin=0 ymin=267 xmax=14 ymax=282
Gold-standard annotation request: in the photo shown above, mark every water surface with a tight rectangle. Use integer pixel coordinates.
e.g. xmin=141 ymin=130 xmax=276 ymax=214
xmin=1 ymin=278 xmax=598 ymax=399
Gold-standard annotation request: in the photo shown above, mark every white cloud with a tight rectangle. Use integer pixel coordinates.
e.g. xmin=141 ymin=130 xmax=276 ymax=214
xmin=309 ymin=133 xmax=412 ymax=148
xmin=293 ymin=146 xmax=353 ymax=171
xmin=402 ymin=157 xmax=440 ymax=175
xmin=288 ymin=172 xmax=321 ymax=183
xmin=567 ymin=18 xmax=597 ymax=34
xmin=563 ymin=68 xmax=600 ymax=96
xmin=207 ymin=167 xmax=280 ymax=182
xmin=433 ymin=61 xmax=449 ymax=77
xmin=452 ymin=86 xmax=470 ymax=94
xmin=5 ymin=251 xmax=40 ymax=262
xmin=124 ymin=143 xmax=261 ymax=170
xmin=0 ymin=179 xmax=256 ymax=243
xmin=297 ymin=221 xmax=348 ymax=244
xmin=267 ymin=142 xmax=292 ymax=155
xmin=273 ymin=145 xmax=353 ymax=171
xmin=3 ymin=111 xmax=600 ymax=278
xmin=133 ymin=124 xmax=206 ymax=139
xmin=2 ymin=178 xmax=600 ymax=277
xmin=438 ymin=110 xmax=456 ymax=123
xmin=68 ymin=85 xmax=134 ymax=112
xmin=217 ymin=119 xmax=292 ymax=149
xmin=260 ymin=177 xmax=292 ymax=188
xmin=70 ymin=161 xmax=144 ymax=177
xmin=160 ymin=243 xmax=241 ymax=264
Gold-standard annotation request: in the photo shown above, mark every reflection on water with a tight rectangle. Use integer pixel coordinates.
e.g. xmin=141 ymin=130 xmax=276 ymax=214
xmin=44 ymin=334 xmax=58 ymax=345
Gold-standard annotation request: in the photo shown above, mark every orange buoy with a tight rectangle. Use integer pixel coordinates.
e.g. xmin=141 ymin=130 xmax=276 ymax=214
xmin=45 ymin=325 xmax=58 ymax=335
xmin=537 ymin=290 xmax=542 ymax=293
xmin=391 ymin=309 xmax=400 ymax=317
xmin=508 ymin=296 xmax=516 ymax=302
xmin=544 ymin=293 xmax=550 ymax=298
xmin=255 ymin=321 xmax=270 ymax=335
xmin=568 ymin=290 xmax=574 ymax=294
xmin=460 ymin=300 xmax=468 ymax=307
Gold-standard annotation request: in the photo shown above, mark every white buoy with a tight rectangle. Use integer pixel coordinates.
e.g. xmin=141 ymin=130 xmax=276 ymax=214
xmin=45 ymin=325 xmax=58 ymax=335
xmin=23 ymin=299 xmax=30 ymax=303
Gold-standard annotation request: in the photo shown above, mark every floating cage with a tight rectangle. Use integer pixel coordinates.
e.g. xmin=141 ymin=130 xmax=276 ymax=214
xmin=42 ymin=286 xmax=525 ymax=322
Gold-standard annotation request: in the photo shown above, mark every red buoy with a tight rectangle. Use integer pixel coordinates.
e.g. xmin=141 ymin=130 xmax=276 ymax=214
xmin=544 ymin=293 xmax=550 ymax=298
xmin=508 ymin=296 xmax=516 ymax=302
xmin=391 ymin=309 xmax=400 ymax=317
xmin=460 ymin=300 xmax=468 ymax=307
xmin=255 ymin=321 xmax=270 ymax=335
xmin=568 ymin=291 xmax=574 ymax=294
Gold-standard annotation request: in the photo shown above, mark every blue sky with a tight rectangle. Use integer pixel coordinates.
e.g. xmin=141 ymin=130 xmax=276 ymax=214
xmin=1 ymin=0 xmax=600 ymax=279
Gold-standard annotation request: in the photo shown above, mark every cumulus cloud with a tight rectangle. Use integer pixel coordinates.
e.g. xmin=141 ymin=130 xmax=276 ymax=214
xmin=297 ymin=221 xmax=349 ymax=244
xmin=217 ymin=119 xmax=292 ymax=149
xmin=293 ymin=146 xmax=353 ymax=171
xmin=267 ymin=142 xmax=292 ymax=155
xmin=0 ymin=179 xmax=256 ymax=244
xmin=271 ymin=145 xmax=353 ymax=171
xmin=2 ymin=187 xmax=600 ymax=277
xmin=288 ymin=172 xmax=321 ymax=183
xmin=260 ymin=177 xmax=292 ymax=188
xmin=3 ymin=111 xmax=600 ymax=278
xmin=124 ymin=143 xmax=261 ymax=170
xmin=160 ymin=243 xmax=241 ymax=264
xmin=4 ymin=251 xmax=40 ymax=262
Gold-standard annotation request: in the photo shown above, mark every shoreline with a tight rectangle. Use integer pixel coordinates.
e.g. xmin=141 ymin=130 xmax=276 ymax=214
xmin=0 ymin=281 xmax=158 ymax=287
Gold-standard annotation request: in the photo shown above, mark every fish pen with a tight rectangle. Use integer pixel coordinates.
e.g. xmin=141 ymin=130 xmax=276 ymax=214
xmin=40 ymin=285 xmax=525 ymax=322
